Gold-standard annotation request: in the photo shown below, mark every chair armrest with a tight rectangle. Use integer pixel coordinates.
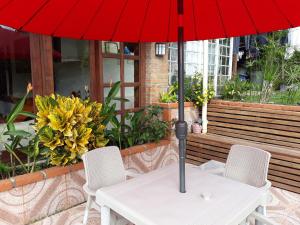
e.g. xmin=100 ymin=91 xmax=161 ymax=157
xmin=250 ymin=212 xmax=279 ymax=225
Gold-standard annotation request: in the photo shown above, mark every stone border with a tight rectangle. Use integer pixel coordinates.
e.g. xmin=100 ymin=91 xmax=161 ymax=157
xmin=0 ymin=140 xmax=170 ymax=193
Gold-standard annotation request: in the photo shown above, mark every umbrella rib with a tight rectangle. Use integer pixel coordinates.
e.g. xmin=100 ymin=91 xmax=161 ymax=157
xmin=18 ymin=0 xmax=51 ymax=30
xmin=215 ymin=0 xmax=228 ymax=38
xmin=138 ymin=0 xmax=151 ymax=42
xmin=51 ymin=0 xmax=82 ymax=36
xmin=81 ymin=0 xmax=106 ymax=39
xmin=272 ymin=0 xmax=294 ymax=28
xmin=110 ymin=0 xmax=129 ymax=41
xmin=240 ymin=0 xmax=259 ymax=34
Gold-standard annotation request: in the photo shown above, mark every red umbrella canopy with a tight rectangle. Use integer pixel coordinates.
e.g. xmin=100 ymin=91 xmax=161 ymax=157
xmin=0 ymin=0 xmax=299 ymax=42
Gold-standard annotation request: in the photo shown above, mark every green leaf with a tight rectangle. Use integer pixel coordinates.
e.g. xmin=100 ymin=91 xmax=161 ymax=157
xmin=112 ymin=97 xmax=129 ymax=102
xmin=49 ymin=97 xmax=58 ymax=107
xmin=4 ymin=130 xmax=32 ymax=138
xmin=111 ymin=116 xmax=120 ymax=128
xmin=19 ymin=111 xmax=37 ymax=119
xmin=106 ymin=81 xmax=121 ymax=103
xmin=33 ymin=140 xmax=40 ymax=158
xmin=7 ymin=123 xmax=15 ymax=132
xmin=6 ymin=92 xmax=29 ymax=124
xmin=4 ymin=143 xmax=12 ymax=152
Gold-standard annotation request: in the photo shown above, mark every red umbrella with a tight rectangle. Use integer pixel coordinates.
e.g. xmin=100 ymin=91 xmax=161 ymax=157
xmin=0 ymin=0 xmax=299 ymax=41
xmin=0 ymin=0 xmax=300 ymax=193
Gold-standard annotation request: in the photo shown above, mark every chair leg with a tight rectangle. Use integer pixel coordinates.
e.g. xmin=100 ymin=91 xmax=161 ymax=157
xmin=255 ymin=206 xmax=266 ymax=225
xmin=83 ymin=195 xmax=92 ymax=225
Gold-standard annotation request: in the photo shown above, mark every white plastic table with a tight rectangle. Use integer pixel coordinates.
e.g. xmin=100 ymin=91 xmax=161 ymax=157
xmin=96 ymin=164 xmax=265 ymax=225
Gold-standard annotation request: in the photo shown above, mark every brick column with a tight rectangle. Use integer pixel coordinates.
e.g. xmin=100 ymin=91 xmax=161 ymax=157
xmin=144 ymin=43 xmax=169 ymax=104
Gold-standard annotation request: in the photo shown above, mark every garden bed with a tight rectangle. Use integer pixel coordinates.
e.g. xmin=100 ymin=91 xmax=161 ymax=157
xmin=0 ymin=140 xmax=177 ymax=225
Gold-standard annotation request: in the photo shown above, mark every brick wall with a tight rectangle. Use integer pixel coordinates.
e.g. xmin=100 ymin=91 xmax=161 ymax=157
xmin=144 ymin=43 xmax=169 ymax=105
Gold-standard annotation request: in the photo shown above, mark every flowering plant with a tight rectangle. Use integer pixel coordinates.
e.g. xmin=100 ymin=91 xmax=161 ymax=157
xmin=190 ymin=73 xmax=215 ymax=108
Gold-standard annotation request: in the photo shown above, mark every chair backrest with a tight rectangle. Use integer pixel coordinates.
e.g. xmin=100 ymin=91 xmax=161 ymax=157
xmin=82 ymin=146 xmax=126 ymax=191
xmin=224 ymin=145 xmax=271 ymax=188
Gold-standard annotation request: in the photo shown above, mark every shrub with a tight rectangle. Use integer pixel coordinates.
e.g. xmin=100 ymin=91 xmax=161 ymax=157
xmin=160 ymin=72 xmax=215 ymax=107
xmin=222 ymin=78 xmax=253 ymax=101
xmin=106 ymin=106 xmax=168 ymax=149
xmin=35 ymin=95 xmax=108 ymax=166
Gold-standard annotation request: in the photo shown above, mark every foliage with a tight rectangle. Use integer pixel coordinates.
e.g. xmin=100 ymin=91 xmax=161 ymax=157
xmin=247 ymin=32 xmax=287 ymax=103
xmin=159 ymin=85 xmax=177 ymax=103
xmin=190 ymin=73 xmax=215 ymax=107
xmin=123 ymin=106 xmax=168 ymax=148
xmin=160 ymin=72 xmax=215 ymax=107
xmin=106 ymin=106 xmax=168 ymax=149
xmin=100 ymin=81 xmax=127 ymax=127
xmin=35 ymin=94 xmax=108 ymax=166
xmin=222 ymin=77 xmax=255 ymax=101
xmin=0 ymin=83 xmax=39 ymax=177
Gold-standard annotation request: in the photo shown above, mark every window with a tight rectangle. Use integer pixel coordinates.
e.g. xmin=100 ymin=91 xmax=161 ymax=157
xmin=168 ymin=39 xmax=233 ymax=95
xmin=168 ymin=42 xmax=203 ymax=83
xmin=101 ymin=42 xmax=142 ymax=116
xmin=217 ymin=39 xmax=233 ymax=94
xmin=0 ymin=27 xmax=33 ymax=123
xmin=53 ymin=38 xmax=90 ymax=99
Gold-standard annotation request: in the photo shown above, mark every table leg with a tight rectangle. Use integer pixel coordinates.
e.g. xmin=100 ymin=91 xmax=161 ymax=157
xmin=101 ymin=205 xmax=111 ymax=225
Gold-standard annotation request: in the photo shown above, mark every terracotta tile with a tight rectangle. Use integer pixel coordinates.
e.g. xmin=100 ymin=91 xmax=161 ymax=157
xmin=15 ymin=171 xmax=44 ymax=187
xmin=127 ymin=144 xmax=147 ymax=155
xmin=44 ymin=166 xmax=69 ymax=179
xmin=68 ymin=162 xmax=84 ymax=172
xmin=23 ymin=174 xmax=68 ymax=224
xmin=0 ymin=187 xmax=25 ymax=225
xmin=0 ymin=179 xmax=13 ymax=192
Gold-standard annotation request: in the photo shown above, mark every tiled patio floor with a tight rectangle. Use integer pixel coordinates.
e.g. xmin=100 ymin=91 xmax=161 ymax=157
xmin=31 ymin=187 xmax=300 ymax=225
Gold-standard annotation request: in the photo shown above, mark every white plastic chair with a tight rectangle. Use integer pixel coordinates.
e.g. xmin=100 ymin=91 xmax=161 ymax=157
xmin=82 ymin=146 xmax=132 ymax=225
xmin=199 ymin=145 xmax=275 ymax=225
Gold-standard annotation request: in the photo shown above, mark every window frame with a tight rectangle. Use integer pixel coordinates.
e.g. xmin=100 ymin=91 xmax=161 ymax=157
xmin=90 ymin=41 xmax=145 ymax=117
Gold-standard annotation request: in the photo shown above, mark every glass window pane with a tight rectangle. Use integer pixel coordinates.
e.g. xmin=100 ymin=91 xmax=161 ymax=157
xmin=103 ymin=58 xmax=120 ymax=84
xmin=0 ymin=28 xmax=33 ymax=122
xmin=102 ymin=41 xmax=120 ymax=54
xmin=124 ymin=60 xmax=139 ymax=83
xmin=124 ymin=43 xmax=139 ymax=56
xmin=104 ymin=87 xmax=121 ymax=110
xmin=125 ymin=87 xmax=139 ymax=109
xmin=53 ymin=38 xmax=90 ymax=98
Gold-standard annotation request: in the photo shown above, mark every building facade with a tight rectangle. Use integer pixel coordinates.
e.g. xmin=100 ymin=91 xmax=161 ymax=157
xmin=0 ymin=27 xmax=233 ymax=123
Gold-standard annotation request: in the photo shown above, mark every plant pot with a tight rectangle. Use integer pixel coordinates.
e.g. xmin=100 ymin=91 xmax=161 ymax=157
xmin=192 ymin=123 xmax=202 ymax=134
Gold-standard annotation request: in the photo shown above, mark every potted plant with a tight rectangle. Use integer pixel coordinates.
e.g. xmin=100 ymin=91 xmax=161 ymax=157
xmin=192 ymin=119 xmax=202 ymax=134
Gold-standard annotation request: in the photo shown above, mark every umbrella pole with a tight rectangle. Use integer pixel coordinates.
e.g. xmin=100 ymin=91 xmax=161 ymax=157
xmin=176 ymin=0 xmax=187 ymax=193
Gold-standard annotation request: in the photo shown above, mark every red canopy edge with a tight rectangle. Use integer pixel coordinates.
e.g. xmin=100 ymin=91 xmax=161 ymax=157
xmin=0 ymin=0 xmax=299 ymax=42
